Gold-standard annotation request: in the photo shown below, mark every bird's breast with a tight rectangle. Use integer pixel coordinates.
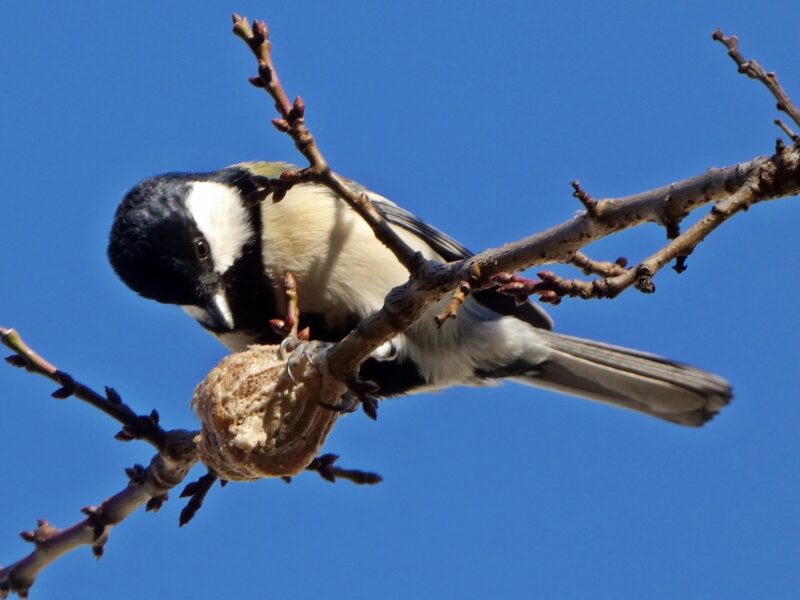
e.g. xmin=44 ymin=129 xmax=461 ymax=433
xmin=258 ymin=185 xmax=430 ymax=326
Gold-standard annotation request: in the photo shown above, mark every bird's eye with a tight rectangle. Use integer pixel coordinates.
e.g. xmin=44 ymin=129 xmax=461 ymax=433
xmin=194 ymin=238 xmax=210 ymax=260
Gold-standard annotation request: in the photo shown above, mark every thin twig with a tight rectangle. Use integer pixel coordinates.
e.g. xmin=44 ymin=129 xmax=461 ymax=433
xmin=178 ymin=470 xmax=219 ymax=527
xmin=305 ymin=454 xmax=383 ymax=485
xmin=434 ymin=263 xmax=482 ymax=324
xmin=269 ymin=272 xmax=308 ymax=340
xmin=775 ymin=118 xmax=799 ymax=142
xmin=323 ymin=144 xmax=800 ymax=381
xmin=569 ymin=252 xmax=628 ymax=277
xmin=231 ymin=14 xmax=425 ymax=275
xmin=231 ymin=15 xmax=798 ymax=382
xmin=0 ymin=431 xmax=198 ymax=598
xmin=434 ymin=282 xmax=472 ymax=326
xmin=1 ymin=327 xmax=168 ymax=449
xmin=3 ymin=19 xmax=800 ymax=598
xmin=713 ymin=29 xmax=800 ymax=128
xmin=571 ymin=180 xmax=599 ymax=217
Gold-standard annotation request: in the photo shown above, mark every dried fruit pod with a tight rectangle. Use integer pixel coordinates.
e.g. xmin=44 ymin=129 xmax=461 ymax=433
xmin=192 ymin=340 xmax=345 ymax=481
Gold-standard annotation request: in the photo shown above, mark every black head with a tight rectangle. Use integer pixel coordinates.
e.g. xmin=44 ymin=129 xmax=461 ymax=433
xmin=109 ymin=169 xmax=269 ymax=332
xmin=109 ymin=174 xmax=208 ymax=305
xmin=110 ymin=167 xmax=294 ymax=338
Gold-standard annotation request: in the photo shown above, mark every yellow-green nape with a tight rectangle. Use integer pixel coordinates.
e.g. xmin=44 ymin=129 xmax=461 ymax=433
xmin=233 ymin=161 xmax=296 ymax=178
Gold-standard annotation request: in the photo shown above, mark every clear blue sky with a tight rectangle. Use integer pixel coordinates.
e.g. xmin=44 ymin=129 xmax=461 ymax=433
xmin=2 ymin=2 xmax=799 ymax=598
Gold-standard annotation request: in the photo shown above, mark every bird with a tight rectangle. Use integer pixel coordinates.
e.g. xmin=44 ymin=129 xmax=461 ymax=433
xmin=108 ymin=162 xmax=732 ymax=426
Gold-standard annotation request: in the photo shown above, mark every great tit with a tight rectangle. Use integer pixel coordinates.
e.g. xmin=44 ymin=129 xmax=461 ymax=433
xmin=108 ymin=162 xmax=732 ymax=426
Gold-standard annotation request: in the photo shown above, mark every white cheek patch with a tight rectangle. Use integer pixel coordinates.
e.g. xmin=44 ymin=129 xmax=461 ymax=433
xmin=185 ymin=181 xmax=254 ymax=274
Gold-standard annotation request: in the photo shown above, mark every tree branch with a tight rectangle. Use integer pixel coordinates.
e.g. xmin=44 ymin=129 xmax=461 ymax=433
xmin=0 ymin=431 xmax=198 ymax=598
xmin=1 ymin=328 xmax=383 ymax=595
xmin=3 ymin=17 xmax=800 ymax=598
xmin=713 ymin=28 xmax=800 ymax=128
xmin=323 ymin=144 xmax=800 ymax=380
xmin=1 ymin=327 xmax=168 ymax=449
xmin=304 ymin=454 xmax=383 ymax=485
xmin=231 ymin=14 xmax=426 ymax=275
xmin=228 ymin=15 xmax=800 ymax=384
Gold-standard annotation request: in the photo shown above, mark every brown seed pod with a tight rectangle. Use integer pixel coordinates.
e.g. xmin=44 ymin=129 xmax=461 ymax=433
xmin=192 ymin=341 xmax=345 ymax=481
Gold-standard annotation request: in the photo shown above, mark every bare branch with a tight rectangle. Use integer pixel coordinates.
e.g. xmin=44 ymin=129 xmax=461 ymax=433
xmin=269 ymin=272 xmax=309 ymax=340
xmin=571 ymin=180 xmax=599 ymax=218
xmin=713 ymin=29 xmax=800 ymax=128
xmin=305 ymin=454 xmax=383 ymax=485
xmin=4 ymin=18 xmax=800 ymax=597
xmin=231 ymin=14 xmax=425 ymax=274
xmin=226 ymin=19 xmax=800 ymax=386
xmin=434 ymin=263 xmax=482 ymax=325
xmin=322 ymin=144 xmax=800 ymax=380
xmin=0 ymin=431 xmax=198 ymax=597
xmin=569 ymin=252 xmax=628 ymax=277
xmin=178 ymin=470 xmax=219 ymax=527
xmin=1 ymin=327 xmax=167 ymax=449
xmin=775 ymin=118 xmax=799 ymax=142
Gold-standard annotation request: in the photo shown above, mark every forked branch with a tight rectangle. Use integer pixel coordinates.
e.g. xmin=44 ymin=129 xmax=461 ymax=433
xmin=2 ymin=15 xmax=800 ymax=599
xmin=230 ymin=14 xmax=800 ymax=383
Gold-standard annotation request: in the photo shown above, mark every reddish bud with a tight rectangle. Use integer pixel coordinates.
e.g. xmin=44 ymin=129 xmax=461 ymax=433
xmin=290 ymin=96 xmax=306 ymax=119
xmin=539 ymin=291 xmax=559 ymax=303
xmin=491 ymin=272 xmax=513 ymax=284
xmin=269 ymin=318 xmax=287 ymax=336
xmin=272 ymin=118 xmax=290 ymax=132
xmin=20 ymin=530 xmax=36 ymax=543
xmin=362 ymin=396 xmax=379 ymax=420
xmin=537 ymin=270 xmax=558 ymax=281
xmin=350 ymin=378 xmax=381 ymax=394
xmin=252 ymin=20 xmax=269 ymax=44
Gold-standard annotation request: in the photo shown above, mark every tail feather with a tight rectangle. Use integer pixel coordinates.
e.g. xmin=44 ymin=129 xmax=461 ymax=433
xmin=517 ymin=330 xmax=733 ymax=427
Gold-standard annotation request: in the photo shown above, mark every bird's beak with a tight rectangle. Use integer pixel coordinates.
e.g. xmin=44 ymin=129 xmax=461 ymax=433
xmin=205 ymin=292 xmax=235 ymax=331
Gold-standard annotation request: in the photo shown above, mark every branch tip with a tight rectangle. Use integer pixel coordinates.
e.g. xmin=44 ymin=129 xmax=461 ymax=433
xmin=435 ymin=281 xmax=472 ymax=326
xmin=361 ymin=395 xmax=379 ymax=420
xmin=179 ymin=471 xmax=218 ymax=527
xmin=5 ymin=354 xmax=26 ymax=368
xmin=232 ymin=13 xmax=424 ymax=286
xmin=571 ymin=180 xmax=599 ymax=217
xmin=145 ymin=495 xmax=166 ymax=513
xmin=289 ymin=96 xmax=306 ymax=120
xmin=305 ymin=454 xmax=383 ymax=485
xmin=714 ymin=29 xmax=800 ymax=128
xmin=271 ymin=117 xmax=290 ymax=132
xmin=248 ymin=76 xmax=265 ymax=88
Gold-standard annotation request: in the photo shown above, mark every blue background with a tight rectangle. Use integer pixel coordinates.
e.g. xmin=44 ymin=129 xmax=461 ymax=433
xmin=2 ymin=2 xmax=798 ymax=598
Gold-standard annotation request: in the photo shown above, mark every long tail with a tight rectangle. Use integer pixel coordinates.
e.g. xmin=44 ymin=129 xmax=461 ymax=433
xmin=516 ymin=330 xmax=733 ymax=426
